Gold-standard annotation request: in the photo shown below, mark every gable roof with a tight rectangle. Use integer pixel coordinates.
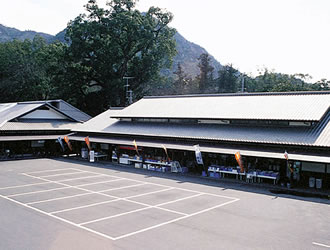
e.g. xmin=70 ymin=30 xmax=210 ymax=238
xmin=0 ymin=100 xmax=91 ymax=125
xmin=110 ymin=91 xmax=330 ymax=121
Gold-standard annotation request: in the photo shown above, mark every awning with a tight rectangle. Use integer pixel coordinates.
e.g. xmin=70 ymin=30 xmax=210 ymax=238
xmin=69 ymin=135 xmax=330 ymax=164
xmin=0 ymin=135 xmax=60 ymax=142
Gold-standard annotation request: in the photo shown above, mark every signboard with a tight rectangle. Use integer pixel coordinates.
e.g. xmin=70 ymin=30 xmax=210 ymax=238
xmin=194 ymin=145 xmax=204 ymax=165
xmin=89 ymin=150 xmax=95 ymax=163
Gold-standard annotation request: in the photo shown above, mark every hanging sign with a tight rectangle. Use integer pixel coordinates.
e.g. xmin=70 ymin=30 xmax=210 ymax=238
xmin=194 ymin=145 xmax=204 ymax=165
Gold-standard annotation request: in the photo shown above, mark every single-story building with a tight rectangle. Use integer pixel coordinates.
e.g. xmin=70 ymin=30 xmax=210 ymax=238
xmin=0 ymin=100 xmax=90 ymax=158
xmin=69 ymin=91 xmax=330 ymax=190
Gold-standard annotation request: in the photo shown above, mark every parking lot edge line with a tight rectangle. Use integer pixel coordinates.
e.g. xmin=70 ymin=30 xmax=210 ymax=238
xmin=38 ymin=171 xmax=89 ymax=178
xmin=0 ymin=181 xmax=51 ymax=190
xmin=50 ymin=198 xmax=121 ymax=214
xmin=313 ymin=242 xmax=330 ymax=248
xmin=75 ymin=178 xmax=126 ymax=187
xmin=27 ymin=192 xmax=93 ymax=205
xmin=113 ymin=198 xmax=240 ymax=241
xmin=7 ymin=186 xmax=71 ymax=197
xmin=79 ymin=206 xmax=152 ymax=226
xmin=23 ymin=168 xmax=83 ymax=175
xmin=0 ymin=193 xmax=115 ymax=241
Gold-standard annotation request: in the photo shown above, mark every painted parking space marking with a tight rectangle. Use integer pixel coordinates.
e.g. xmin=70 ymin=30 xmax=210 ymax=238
xmin=0 ymin=167 xmax=240 ymax=241
xmin=7 ymin=186 xmax=71 ymax=197
xmin=27 ymin=192 xmax=94 ymax=205
xmin=38 ymin=171 xmax=88 ymax=178
xmin=0 ymin=181 xmax=50 ymax=190
xmin=24 ymin=168 xmax=81 ymax=175
xmin=313 ymin=242 xmax=330 ymax=248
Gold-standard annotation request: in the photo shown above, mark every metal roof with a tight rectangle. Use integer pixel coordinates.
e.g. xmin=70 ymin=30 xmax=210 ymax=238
xmin=0 ymin=100 xmax=91 ymax=133
xmin=74 ymin=110 xmax=330 ymax=147
xmin=0 ymin=135 xmax=60 ymax=141
xmin=0 ymin=100 xmax=91 ymax=124
xmin=111 ymin=91 xmax=330 ymax=121
xmin=0 ymin=120 xmax=79 ymax=131
xmin=69 ymin=135 xmax=330 ymax=164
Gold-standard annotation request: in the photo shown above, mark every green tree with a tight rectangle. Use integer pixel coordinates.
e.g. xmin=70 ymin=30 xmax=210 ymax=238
xmin=197 ymin=53 xmax=214 ymax=93
xmin=64 ymin=0 xmax=176 ymax=114
xmin=216 ymin=64 xmax=239 ymax=93
xmin=0 ymin=36 xmax=66 ymax=102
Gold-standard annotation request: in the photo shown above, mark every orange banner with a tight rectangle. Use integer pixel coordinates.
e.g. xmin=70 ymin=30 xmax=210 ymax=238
xmin=133 ymin=140 xmax=140 ymax=156
xmin=64 ymin=136 xmax=72 ymax=151
xmin=235 ymin=151 xmax=244 ymax=173
xmin=85 ymin=136 xmax=91 ymax=151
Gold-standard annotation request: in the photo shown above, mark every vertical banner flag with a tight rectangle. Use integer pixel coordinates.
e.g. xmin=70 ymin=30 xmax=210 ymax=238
xmin=133 ymin=140 xmax=140 ymax=156
xmin=235 ymin=151 xmax=244 ymax=173
xmin=162 ymin=144 xmax=170 ymax=161
xmin=64 ymin=136 xmax=72 ymax=151
xmin=194 ymin=145 xmax=204 ymax=165
xmin=89 ymin=150 xmax=95 ymax=163
xmin=85 ymin=136 xmax=91 ymax=151
xmin=57 ymin=137 xmax=65 ymax=152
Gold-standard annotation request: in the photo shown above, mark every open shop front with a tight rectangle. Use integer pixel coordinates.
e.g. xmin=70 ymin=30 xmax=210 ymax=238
xmin=69 ymin=135 xmax=330 ymax=190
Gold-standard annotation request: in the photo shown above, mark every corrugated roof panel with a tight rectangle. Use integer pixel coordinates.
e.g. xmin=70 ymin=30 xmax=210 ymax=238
xmin=0 ymin=121 xmax=79 ymax=131
xmin=77 ymin=115 xmax=330 ymax=147
xmin=112 ymin=92 xmax=330 ymax=121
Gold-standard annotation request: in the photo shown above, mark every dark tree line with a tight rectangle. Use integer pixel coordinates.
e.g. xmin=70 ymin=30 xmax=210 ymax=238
xmin=0 ymin=0 xmax=176 ymax=115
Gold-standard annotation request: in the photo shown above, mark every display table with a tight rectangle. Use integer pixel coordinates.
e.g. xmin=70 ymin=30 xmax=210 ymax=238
xmin=94 ymin=153 xmax=107 ymax=161
xmin=257 ymin=174 xmax=279 ymax=185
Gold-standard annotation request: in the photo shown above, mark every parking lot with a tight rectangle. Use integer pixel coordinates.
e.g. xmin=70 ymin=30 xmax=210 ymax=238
xmin=0 ymin=158 xmax=329 ymax=250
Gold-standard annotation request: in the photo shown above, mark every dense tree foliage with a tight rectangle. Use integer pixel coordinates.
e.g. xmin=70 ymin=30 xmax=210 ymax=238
xmin=0 ymin=36 xmax=66 ymax=102
xmin=64 ymin=0 xmax=176 ymax=113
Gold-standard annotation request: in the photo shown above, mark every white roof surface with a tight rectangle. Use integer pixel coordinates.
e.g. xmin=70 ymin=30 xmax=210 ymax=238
xmin=111 ymin=92 xmax=330 ymax=121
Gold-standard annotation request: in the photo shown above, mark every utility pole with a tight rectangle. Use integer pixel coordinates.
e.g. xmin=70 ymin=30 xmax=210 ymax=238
xmin=123 ymin=76 xmax=134 ymax=105
xmin=241 ymin=75 xmax=245 ymax=93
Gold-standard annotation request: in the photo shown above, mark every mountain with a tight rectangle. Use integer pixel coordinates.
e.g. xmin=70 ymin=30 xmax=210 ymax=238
xmin=0 ymin=24 xmax=53 ymax=43
xmin=0 ymin=24 xmax=222 ymax=78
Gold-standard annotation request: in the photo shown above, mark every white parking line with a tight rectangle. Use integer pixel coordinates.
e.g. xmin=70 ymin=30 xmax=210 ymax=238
xmin=0 ymin=181 xmax=51 ymax=190
xmin=24 ymin=168 xmax=81 ymax=174
xmin=27 ymin=192 xmax=93 ymax=205
xmin=39 ymin=171 xmax=88 ymax=178
xmin=112 ymin=187 xmax=174 ymax=199
xmin=80 ymin=193 xmax=203 ymax=226
xmin=8 ymin=186 xmax=71 ymax=197
xmin=0 ymin=193 xmax=116 ymax=241
xmin=81 ymin=169 xmax=237 ymax=200
xmin=55 ymin=174 xmax=107 ymax=183
xmin=313 ymin=242 xmax=330 ymax=248
xmin=113 ymin=198 xmax=240 ymax=240
xmin=19 ymin=169 xmax=240 ymax=241
xmin=51 ymin=199 xmax=121 ymax=214
xmin=75 ymin=178 xmax=126 ymax=187
xmin=80 ymin=206 xmax=153 ymax=226
xmin=97 ymin=183 xmax=146 ymax=193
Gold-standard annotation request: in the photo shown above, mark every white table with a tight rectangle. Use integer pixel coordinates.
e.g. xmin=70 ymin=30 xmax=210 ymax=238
xmin=257 ymin=175 xmax=279 ymax=185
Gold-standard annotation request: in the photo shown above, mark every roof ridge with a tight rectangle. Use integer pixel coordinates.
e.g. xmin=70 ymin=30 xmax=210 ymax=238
xmin=143 ymin=91 xmax=330 ymax=99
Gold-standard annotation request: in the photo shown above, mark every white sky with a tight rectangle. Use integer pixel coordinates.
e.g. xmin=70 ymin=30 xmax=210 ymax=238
xmin=1 ymin=0 xmax=329 ymax=81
